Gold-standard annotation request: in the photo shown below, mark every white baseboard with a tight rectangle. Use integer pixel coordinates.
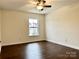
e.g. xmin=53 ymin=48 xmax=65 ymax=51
xmin=47 ymin=40 xmax=79 ymax=50
xmin=2 ymin=39 xmax=45 ymax=46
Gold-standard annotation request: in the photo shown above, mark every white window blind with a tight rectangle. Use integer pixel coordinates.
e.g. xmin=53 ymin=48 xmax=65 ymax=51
xmin=29 ymin=18 xmax=39 ymax=36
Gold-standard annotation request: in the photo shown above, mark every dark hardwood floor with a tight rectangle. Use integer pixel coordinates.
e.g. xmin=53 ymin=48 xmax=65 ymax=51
xmin=1 ymin=41 xmax=79 ymax=59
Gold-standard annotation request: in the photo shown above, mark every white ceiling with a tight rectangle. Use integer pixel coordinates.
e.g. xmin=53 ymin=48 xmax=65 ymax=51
xmin=0 ymin=0 xmax=79 ymax=14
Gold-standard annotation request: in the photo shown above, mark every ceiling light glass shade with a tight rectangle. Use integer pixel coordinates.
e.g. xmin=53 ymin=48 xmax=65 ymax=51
xmin=37 ymin=5 xmax=43 ymax=10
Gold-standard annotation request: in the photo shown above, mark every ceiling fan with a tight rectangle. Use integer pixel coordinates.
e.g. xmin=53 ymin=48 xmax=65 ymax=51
xmin=30 ymin=0 xmax=52 ymax=11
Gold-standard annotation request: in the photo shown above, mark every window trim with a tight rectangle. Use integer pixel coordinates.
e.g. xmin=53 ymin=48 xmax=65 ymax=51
xmin=29 ymin=18 xmax=40 ymax=36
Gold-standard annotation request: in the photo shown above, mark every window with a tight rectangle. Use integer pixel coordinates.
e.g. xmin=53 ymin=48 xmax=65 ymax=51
xmin=29 ymin=18 xmax=39 ymax=36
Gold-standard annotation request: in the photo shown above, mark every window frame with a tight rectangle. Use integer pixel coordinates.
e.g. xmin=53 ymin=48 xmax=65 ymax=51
xmin=29 ymin=18 xmax=40 ymax=36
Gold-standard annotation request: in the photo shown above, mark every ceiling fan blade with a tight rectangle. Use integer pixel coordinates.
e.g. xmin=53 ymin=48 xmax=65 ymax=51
xmin=44 ymin=5 xmax=52 ymax=7
xmin=37 ymin=0 xmax=46 ymax=3
xmin=38 ymin=0 xmax=41 ymax=2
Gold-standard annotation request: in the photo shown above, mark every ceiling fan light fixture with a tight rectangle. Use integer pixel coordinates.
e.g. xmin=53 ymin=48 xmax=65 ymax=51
xmin=37 ymin=5 xmax=43 ymax=10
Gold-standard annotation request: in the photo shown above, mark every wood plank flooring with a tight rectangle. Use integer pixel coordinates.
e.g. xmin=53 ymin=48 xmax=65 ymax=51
xmin=1 ymin=41 xmax=79 ymax=59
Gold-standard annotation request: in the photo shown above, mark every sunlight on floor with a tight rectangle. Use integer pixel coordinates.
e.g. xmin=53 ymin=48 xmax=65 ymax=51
xmin=25 ymin=43 xmax=43 ymax=59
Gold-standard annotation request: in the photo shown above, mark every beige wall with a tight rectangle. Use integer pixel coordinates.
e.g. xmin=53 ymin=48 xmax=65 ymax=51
xmin=46 ymin=3 xmax=79 ymax=49
xmin=2 ymin=10 xmax=46 ymax=46
xmin=0 ymin=9 xmax=2 ymax=52
xmin=0 ymin=9 xmax=2 ymax=41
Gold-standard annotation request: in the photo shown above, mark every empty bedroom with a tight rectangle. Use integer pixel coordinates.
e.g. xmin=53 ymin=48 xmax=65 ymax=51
xmin=0 ymin=0 xmax=79 ymax=59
